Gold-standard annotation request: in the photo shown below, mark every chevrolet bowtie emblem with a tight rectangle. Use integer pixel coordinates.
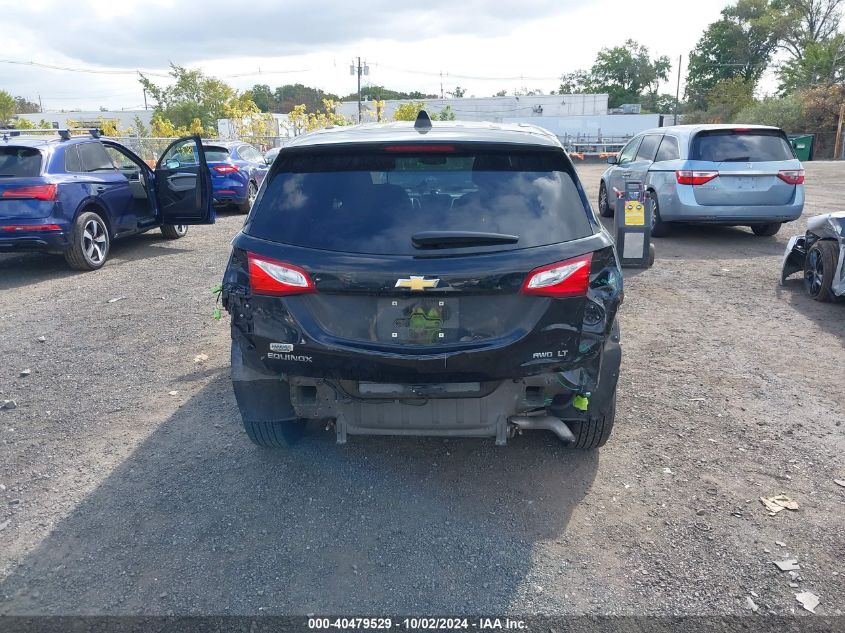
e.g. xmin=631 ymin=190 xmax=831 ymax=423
xmin=395 ymin=276 xmax=440 ymax=291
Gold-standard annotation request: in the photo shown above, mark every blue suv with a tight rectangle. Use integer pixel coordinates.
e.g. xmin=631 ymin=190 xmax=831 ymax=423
xmin=0 ymin=131 xmax=215 ymax=270
xmin=202 ymin=141 xmax=269 ymax=213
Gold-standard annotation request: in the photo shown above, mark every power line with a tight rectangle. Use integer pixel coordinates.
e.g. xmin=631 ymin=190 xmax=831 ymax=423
xmin=0 ymin=58 xmax=169 ymax=77
xmin=372 ymin=62 xmax=563 ymax=82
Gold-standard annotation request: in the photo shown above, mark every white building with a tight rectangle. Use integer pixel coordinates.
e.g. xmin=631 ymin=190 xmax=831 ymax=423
xmin=338 ymin=94 xmax=609 ymax=123
xmin=14 ymin=110 xmax=153 ymax=131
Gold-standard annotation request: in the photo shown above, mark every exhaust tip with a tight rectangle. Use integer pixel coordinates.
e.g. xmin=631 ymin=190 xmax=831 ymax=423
xmin=508 ymin=415 xmax=575 ymax=444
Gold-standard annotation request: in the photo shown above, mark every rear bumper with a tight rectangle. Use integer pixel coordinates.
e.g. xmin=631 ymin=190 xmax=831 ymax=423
xmin=212 ymin=179 xmax=248 ymax=205
xmin=0 ymin=229 xmax=69 ymax=253
xmin=231 ymin=323 xmax=621 ymax=443
xmin=661 ymin=187 xmax=804 ymax=224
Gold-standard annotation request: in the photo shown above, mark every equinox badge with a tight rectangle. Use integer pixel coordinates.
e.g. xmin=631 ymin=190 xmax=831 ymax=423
xmin=395 ymin=276 xmax=440 ymax=291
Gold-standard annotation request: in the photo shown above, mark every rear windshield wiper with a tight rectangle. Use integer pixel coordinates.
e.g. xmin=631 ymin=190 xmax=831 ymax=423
xmin=412 ymin=231 xmax=519 ymax=249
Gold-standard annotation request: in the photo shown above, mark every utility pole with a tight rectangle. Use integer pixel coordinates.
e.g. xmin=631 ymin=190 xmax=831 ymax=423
xmin=143 ymin=88 xmax=148 ymax=110
xmin=673 ymin=55 xmax=682 ymax=125
xmin=38 ymin=94 xmax=42 ymax=113
xmin=350 ymin=57 xmax=369 ymax=124
xmin=834 ymin=103 xmax=845 ymax=160
xmin=440 ymin=71 xmax=444 ymax=99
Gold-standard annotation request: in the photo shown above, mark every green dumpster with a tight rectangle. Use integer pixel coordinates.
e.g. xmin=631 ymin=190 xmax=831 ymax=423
xmin=788 ymin=134 xmax=814 ymax=161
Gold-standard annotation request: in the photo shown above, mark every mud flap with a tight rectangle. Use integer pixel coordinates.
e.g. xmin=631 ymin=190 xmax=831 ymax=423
xmin=781 ymin=235 xmax=806 ymax=285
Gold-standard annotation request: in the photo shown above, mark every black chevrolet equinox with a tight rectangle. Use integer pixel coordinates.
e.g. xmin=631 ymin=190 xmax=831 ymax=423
xmin=221 ymin=112 xmax=623 ymax=449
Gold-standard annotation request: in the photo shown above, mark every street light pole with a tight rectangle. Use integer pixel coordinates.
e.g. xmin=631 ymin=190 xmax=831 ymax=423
xmin=674 ymin=55 xmax=682 ymax=125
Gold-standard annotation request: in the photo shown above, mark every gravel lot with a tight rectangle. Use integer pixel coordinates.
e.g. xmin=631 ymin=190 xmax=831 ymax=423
xmin=0 ymin=160 xmax=843 ymax=616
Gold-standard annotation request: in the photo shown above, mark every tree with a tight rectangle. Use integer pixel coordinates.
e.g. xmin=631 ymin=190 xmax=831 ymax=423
xmin=733 ymin=93 xmax=804 ymax=129
xmin=0 ymin=90 xmax=15 ymax=125
xmin=14 ymin=96 xmax=40 ymax=114
xmin=447 ymin=86 xmax=466 ymax=98
xmin=223 ymin=93 xmax=276 ymax=140
xmin=434 ymin=105 xmax=456 ymax=120
xmin=139 ymin=64 xmax=234 ymax=132
xmin=246 ymin=84 xmax=274 ymax=111
xmin=778 ymin=34 xmax=845 ymax=91
xmin=687 ymin=76 xmax=757 ymax=122
xmin=493 ymin=89 xmax=508 ymax=97
xmin=587 ymin=40 xmax=671 ymax=107
xmin=777 ymin=0 xmax=844 ymax=60
xmin=558 ymin=70 xmax=590 ymax=94
xmin=393 ymin=101 xmax=428 ymax=121
xmin=798 ymin=82 xmax=845 ymax=157
xmin=288 ymin=99 xmax=350 ymax=134
xmin=685 ymin=0 xmax=781 ymax=109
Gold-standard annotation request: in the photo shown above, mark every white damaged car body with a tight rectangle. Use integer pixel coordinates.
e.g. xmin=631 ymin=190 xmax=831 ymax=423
xmin=781 ymin=211 xmax=845 ymax=301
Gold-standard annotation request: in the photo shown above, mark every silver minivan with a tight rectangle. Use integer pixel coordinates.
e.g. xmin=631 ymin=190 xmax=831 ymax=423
xmin=598 ymin=124 xmax=805 ymax=237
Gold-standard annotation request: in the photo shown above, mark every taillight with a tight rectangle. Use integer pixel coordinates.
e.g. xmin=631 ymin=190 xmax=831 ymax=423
xmin=247 ymin=253 xmax=315 ymax=296
xmin=676 ymin=170 xmax=718 ymax=185
xmin=1 ymin=184 xmax=57 ymax=201
xmin=777 ymin=169 xmax=805 ymax=185
xmin=212 ymin=164 xmax=238 ymax=174
xmin=1 ymin=224 xmax=61 ymax=232
xmin=520 ymin=253 xmax=592 ymax=298
xmin=384 ymin=145 xmax=456 ymax=153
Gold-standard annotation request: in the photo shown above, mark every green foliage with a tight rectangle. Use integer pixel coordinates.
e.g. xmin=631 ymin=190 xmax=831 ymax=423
xmin=435 ymin=105 xmax=456 ymax=121
xmin=343 ymin=85 xmax=436 ymax=102
xmin=777 ymin=0 xmax=844 ymax=61
xmin=448 ymin=86 xmax=466 ymax=98
xmin=14 ymin=96 xmax=40 ymax=114
xmin=248 ymin=83 xmax=341 ymax=113
xmin=288 ymin=99 xmax=351 ymax=133
xmin=140 ymin=64 xmax=234 ymax=133
xmin=392 ymin=101 xmax=429 ymax=121
xmin=558 ymin=70 xmax=590 ymax=94
xmin=587 ymin=40 xmax=671 ymax=107
xmin=733 ymin=93 xmax=803 ymax=130
xmin=777 ymin=34 xmax=845 ymax=92
xmin=0 ymin=90 xmax=15 ymax=124
xmin=685 ymin=0 xmax=781 ymax=109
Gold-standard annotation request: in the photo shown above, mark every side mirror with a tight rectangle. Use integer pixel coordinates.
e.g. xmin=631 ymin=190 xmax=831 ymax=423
xmin=606 ymin=155 xmax=618 ymax=165
xmin=164 ymin=159 xmax=180 ymax=170
xmin=265 ymin=156 xmax=273 ymax=165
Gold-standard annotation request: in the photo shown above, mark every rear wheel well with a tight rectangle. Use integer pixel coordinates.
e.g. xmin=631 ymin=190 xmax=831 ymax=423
xmin=75 ymin=203 xmax=112 ymax=237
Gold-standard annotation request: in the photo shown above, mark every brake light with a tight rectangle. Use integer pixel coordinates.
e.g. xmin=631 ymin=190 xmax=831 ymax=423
xmin=384 ymin=145 xmax=455 ymax=153
xmin=247 ymin=253 xmax=315 ymax=296
xmin=520 ymin=253 xmax=592 ymax=298
xmin=676 ymin=170 xmax=718 ymax=185
xmin=1 ymin=184 xmax=57 ymax=201
xmin=1 ymin=224 xmax=61 ymax=232
xmin=212 ymin=164 xmax=239 ymax=174
xmin=777 ymin=169 xmax=805 ymax=185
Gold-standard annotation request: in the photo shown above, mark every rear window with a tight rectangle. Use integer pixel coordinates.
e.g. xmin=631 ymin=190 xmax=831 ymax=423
xmin=691 ymin=130 xmax=794 ymax=162
xmin=248 ymin=147 xmax=593 ymax=255
xmin=0 ymin=147 xmax=43 ymax=177
xmin=204 ymin=146 xmax=231 ymax=162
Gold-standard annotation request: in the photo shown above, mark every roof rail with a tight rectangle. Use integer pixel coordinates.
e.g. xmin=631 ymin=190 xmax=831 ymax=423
xmin=0 ymin=127 xmax=103 ymax=141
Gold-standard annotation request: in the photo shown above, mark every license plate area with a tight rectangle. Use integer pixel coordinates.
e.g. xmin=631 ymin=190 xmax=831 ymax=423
xmin=376 ymin=297 xmax=459 ymax=344
xmin=734 ymin=176 xmax=757 ymax=190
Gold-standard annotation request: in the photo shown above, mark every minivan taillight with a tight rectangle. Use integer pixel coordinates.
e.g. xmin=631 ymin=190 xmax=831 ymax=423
xmin=213 ymin=164 xmax=238 ymax=174
xmin=676 ymin=170 xmax=718 ymax=185
xmin=1 ymin=184 xmax=57 ymax=201
xmin=777 ymin=169 xmax=805 ymax=185
xmin=247 ymin=253 xmax=315 ymax=296
xmin=520 ymin=253 xmax=592 ymax=298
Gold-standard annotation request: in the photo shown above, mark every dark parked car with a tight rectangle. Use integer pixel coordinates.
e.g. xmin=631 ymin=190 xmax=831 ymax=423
xmin=202 ymin=141 xmax=269 ymax=213
xmin=222 ymin=113 xmax=624 ymax=450
xmin=0 ymin=131 xmax=214 ymax=270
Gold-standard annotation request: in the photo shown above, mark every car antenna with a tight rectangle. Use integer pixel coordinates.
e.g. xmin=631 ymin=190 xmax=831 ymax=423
xmin=414 ymin=110 xmax=432 ymax=132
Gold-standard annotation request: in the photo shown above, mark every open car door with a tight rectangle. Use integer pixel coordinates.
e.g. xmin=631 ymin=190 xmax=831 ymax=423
xmin=154 ymin=136 xmax=215 ymax=225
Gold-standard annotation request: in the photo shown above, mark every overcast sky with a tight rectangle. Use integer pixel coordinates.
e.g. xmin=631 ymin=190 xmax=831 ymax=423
xmin=0 ymin=0 xmax=739 ymax=112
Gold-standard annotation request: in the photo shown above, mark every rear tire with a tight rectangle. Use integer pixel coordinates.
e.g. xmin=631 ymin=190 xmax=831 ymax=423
xmin=160 ymin=224 xmax=188 ymax=239
xmin=570 ymin=396 xmax=616 ymax=450
xmin=751 ymin=223 xmax=781 ymax=237
xmin=64 ymin=211 xmax=110 ymax=271
xmin=238 ymin=181 xmax=258 ymax=214
xmin=242 ymin=417 xmax=306 ymax=448
xmin=598 ymin=181 xmax=613 ymax=218
xmin=804 ymin=240 xmax=839 ymax=302
xmin=648 ymin=191 xmax=670 ymax=238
